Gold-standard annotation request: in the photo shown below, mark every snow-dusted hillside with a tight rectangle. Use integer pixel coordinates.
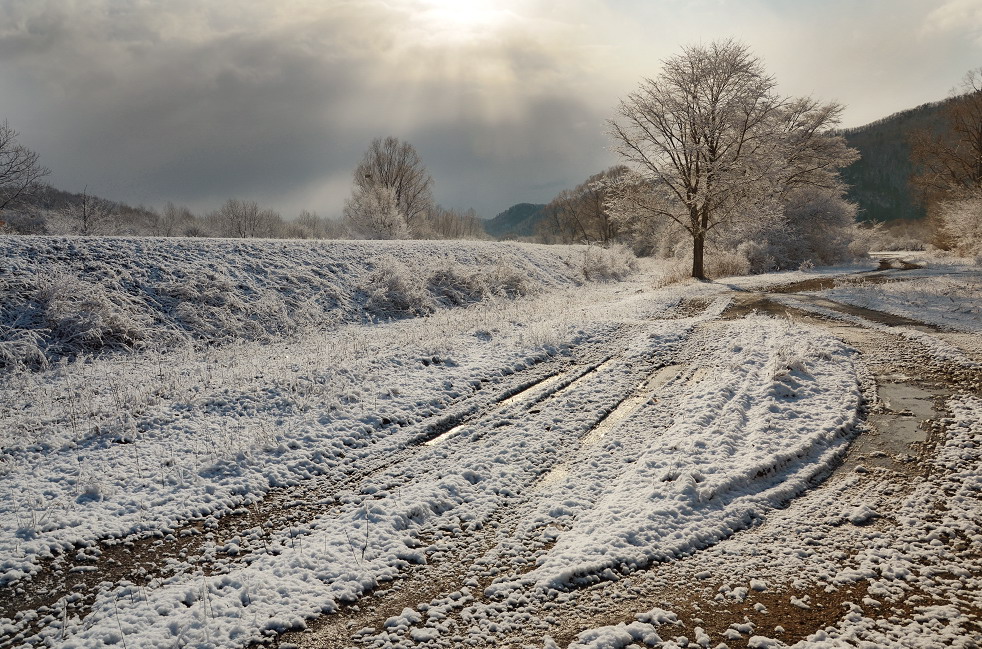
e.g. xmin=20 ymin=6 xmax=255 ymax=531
xmin=0 ymin=236 xmax=634 ymax=370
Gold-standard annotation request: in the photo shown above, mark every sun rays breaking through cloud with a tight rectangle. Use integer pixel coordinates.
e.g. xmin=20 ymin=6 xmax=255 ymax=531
xmin=0 ymin=0 xmax=978 ymax=219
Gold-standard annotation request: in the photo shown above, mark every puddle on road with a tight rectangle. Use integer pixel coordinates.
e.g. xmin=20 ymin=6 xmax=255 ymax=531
xmin=877 ymin=257 xmax=923 ymax=271
xmin=878 ymin=381 xmax=938 ymax=421
xmin=768 ymin=258 xmax=921 ymax=294
xmin=843 ymin=380 xmax=945 ymax=473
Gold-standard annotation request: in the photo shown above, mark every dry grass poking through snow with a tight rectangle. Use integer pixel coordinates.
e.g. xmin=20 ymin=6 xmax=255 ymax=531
xmin=0 ymin=236 xmax=637 ymax=371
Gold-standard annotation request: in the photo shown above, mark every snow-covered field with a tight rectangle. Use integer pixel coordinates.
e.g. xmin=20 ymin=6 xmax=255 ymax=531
xmin=0 ymin=239 xmax=979 ymax=649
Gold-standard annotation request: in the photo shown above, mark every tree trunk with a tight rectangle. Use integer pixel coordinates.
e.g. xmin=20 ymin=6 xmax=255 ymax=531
xmin=692 ymin=231 xmax=705 ymax=279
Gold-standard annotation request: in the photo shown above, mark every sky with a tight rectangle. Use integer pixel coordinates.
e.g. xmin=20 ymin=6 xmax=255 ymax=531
xmin=1 ymin=0 xmax=980 ymax=221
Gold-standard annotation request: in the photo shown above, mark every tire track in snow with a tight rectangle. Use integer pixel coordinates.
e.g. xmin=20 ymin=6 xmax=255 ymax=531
xmin=0 ymin=318 xmax=662 ymax=646
xmin=0 ymin=344 xmax=585 ymax=642
xmin=281 ymin=314 xmax=862 ymax=648
xmin=535 ymin=364 xmax=686 ymax=490
xmin=25 ymin=308 xmax=709 ymax=648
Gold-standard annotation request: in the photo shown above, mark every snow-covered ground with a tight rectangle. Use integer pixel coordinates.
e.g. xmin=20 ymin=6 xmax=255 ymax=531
xmin=0 ymin=236 xmax=636 ymax=370
xmin=0 ymin=241 xmax=979 ymax=649
xmin=809 ymin=265 xmax=982 ymax=334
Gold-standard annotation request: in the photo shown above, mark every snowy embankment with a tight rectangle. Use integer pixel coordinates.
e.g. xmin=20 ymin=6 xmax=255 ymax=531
xmin=0 ymin=236 xmax=634 ymax=370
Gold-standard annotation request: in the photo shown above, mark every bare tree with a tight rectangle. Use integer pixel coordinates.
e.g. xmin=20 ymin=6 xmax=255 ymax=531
xmin=147 ymin=202 xmax=196 ymax=237
xmin=909 ymin=69 xmax=982 ymax=253
xmin=56 ymin=188 xmax=116 ymax=235
xmin=608 ymin=40 xmax=855 ymax=278
xmin=350 ymin=136 xmax=433 ymax=235
xmin=212 ymin=198 xmax=283 ymax=238
xmin=542 ymin=166 xmax=627 ymax=244
xmin=0 ymin=120 xmax=50 ymax=214
xmin=344 ymin=184 xmax=409 ymax=239
xmin=911 ymin=69 xmax=982 ymax=204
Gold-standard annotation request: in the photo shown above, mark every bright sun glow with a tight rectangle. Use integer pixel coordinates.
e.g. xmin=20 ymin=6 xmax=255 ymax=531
xmin=419 ymin=0 xmax=509 ymax=33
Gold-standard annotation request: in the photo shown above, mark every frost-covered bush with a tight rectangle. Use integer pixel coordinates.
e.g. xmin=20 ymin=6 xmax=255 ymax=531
xmin=854 ymin=221 xmax=928 ymax=252
xmin=489 ymin=259 xmax=534 ymax=297
xmin=709 ymin=250 xmax=753 ymax=277
xmin=35 ymin=273 xmax=149 ymax=352
xmin=0 ymin=326 xmax=47 ymax=371
xmin=609 ymin=181 xmax=861 ymax=277
xmin=363 ymin=256 xmax=436 ymax=317
xmin=344 ymin=186 xmax=410 ymax=240
xmin=935 ymin=191 xmax=982 ymax=257
xmin=656 ymin=249 xmax=751 ymax=284
xmin=708 ymin=187 xmax=861 ymax=275
xmin=0 ymin=271 xmax=151 ymax=369
xmin=579 ymin=244 xmax=639 ymax=281
xmin=427 ymin=264 xmax=488 ymax=306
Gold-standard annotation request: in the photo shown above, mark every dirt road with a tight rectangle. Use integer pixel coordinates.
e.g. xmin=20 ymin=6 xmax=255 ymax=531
xmin=3 ymin=260 xmax=980 ymax=649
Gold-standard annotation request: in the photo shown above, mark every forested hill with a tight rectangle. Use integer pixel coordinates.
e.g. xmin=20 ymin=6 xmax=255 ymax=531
xmin=840 ymin=100 xmax=949 ymax=222
xmin=482 ymin=203 xmax=547 ymax=239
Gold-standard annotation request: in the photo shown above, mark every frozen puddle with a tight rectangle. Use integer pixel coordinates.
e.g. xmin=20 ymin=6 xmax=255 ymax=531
xmin=847 ymin=380 xmax=943 ymax=471
xmin=536 ymin=365 xmax=684 ymax=489
xmin=868 ymin=381 xmax=936 ymax=451
xmin=878 ymin=380 xmax=937 ymax=423
xmin=582 ymin=364 xmax=684 ymax=446
xmin=424 ymin=373 xmax=566 ymax=446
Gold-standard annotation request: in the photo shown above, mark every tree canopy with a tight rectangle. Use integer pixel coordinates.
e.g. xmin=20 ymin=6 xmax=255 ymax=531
xmin=607 ymin=40 xmax=857 ymax=278
xmin=346 ymin=136 xmax=434 ymax=238
xmin=0 ymin=120 xmax=50 ymax=215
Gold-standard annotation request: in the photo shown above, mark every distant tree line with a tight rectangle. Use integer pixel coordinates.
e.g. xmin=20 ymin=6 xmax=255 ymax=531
xmin=4 ymin=51 xmax=978 ymax=269
xmin=0 ymin=130 xmax=487 ymax=241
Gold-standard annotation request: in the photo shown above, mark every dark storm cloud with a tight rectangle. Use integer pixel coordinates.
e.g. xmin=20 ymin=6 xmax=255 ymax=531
xmin=0 ymin=0 xmax=619 ymax=218
xmin=1 ymin=0 xmax=980 ymax=219
xmin=416 ymin=95 xmax=618 ymax=214
xmin=0 ymin=1 xmax=395 ymax=213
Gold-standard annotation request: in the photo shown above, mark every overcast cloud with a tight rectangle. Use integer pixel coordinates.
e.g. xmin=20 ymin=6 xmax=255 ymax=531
xmin=1 ymin=0 xmax=979 ymax=219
